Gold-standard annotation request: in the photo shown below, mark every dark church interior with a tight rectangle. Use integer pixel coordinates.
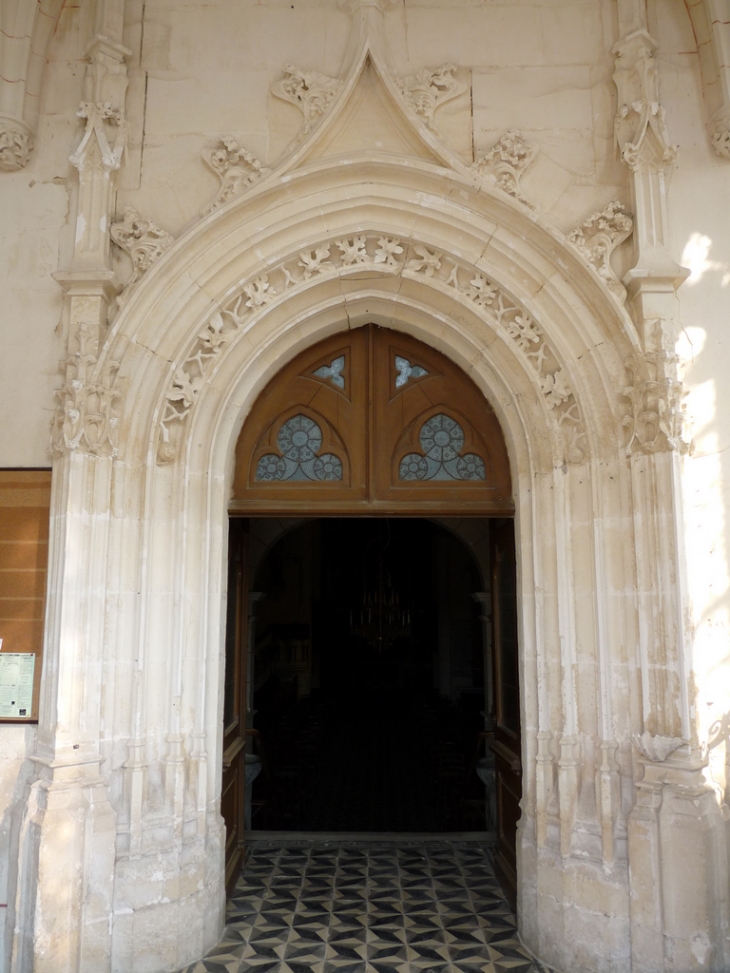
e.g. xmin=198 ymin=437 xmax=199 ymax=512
xmin=245 ymin=519 xmax=494 ymax=833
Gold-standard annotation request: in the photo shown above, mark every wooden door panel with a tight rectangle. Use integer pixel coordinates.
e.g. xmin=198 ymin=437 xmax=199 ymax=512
xmin=230 ymin=324 xmax=512 ymax=514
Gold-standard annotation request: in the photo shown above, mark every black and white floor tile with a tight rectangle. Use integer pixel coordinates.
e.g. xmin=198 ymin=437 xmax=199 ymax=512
xmin=179 ymin=839 xmax=552 ymax=973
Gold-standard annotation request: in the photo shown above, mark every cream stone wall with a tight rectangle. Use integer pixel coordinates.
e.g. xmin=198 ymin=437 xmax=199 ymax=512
xmin=1 ymin=0 xmax=730 ymax=971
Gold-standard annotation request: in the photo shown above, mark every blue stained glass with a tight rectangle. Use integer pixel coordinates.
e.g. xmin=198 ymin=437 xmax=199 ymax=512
xmin=395 ymin=356 xmax=429 ymax=388
xmin=398 ymin=413 xmax=486 ymax=482
xmin=256 ymin=414 xmax=343 ymax=482
xmin=313 ymin=356 xmax=346 ymax=389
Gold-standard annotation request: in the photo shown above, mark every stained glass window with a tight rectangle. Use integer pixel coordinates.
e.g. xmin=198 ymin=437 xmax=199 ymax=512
xmin=256 ymin=414 xmax=343 ymax=481
xmin=395 ymin=356 xmax=429 ymax=388
xmin=399 ymin=413 xmax=486 ymax=481
xmin=313 ymin=356 xmax=345 ymax=389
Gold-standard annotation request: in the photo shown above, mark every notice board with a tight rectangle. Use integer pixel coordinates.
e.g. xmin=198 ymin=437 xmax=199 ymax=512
xmin=0 ymin=470 xmax=50 ymax=722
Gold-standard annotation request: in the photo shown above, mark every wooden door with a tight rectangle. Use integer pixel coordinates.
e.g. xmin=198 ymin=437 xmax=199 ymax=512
xmin=490 ymin=520 xmax=521 ymax=908
xmin=221 ymin=518 xmax=249 ymax=895
xmin=230 ymin=324 xmax=512 ymax=516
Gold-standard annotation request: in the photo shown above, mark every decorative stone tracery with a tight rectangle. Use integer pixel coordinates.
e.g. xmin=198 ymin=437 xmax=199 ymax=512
xmin=156 ymin=234 xmax=586 ymax=466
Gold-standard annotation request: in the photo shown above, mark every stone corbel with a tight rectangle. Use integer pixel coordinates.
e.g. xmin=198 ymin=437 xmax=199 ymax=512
xmin=111 ymin=207 xmax=175 ymax=313
xmin=271 ymin=65 xmax=344 ymax=134
xmin=201 ymin=136 xmax=271 ymax=212
xmin=631 ymin=731 xmax=686 ymax=762
xmin=568 ymin=200 xmax=633 ymax=301
xmin=471 ymin=130 xmax=538 ymax=204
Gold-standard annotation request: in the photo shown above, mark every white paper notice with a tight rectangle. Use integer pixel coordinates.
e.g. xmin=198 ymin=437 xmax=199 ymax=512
xmin=0 ymin=654 xmax=35 ymax=719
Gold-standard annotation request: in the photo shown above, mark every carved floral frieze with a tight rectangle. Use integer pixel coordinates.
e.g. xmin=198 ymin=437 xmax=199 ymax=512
xmin=471 ymin=130 xmax=538 ymax=203
xmin=157 ymin=236 xmax=585 ymax=465
xmin=396 ymin=64 xmax=466 ymax=128
xmin=50 ymin=320 xmax=121 ymax=458
xmin=0 ymin=117 xmax=34 ymax=171
xmin=201 ymin=136 xmax=271 ymax=212
xmin=620 ymin=352 xmax=688 ymax=455
xmin=110 ymin=207 xmax=175 ymax=312
xmin=568 ymin=201 xmax=633 ymax=301
xmin=271 ymin=65 xmax=344 ymax=133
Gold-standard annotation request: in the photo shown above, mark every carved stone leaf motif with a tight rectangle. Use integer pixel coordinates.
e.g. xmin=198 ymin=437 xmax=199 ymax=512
xmin=471 ymin=130 xmax=538 ymax=203
xmin=202 ymin=136 xmax=271 ymax=212
xmin=396 ymin=64 xmax=466 ymax=128
xmin=50 ymin=321 xmax=120 ymax=458
xmin=271 ymin=65 xmax=344 ymax=133
xmin=157 ymin=236 xmax=586 ymax=465
xmin=568 ymin=201 xmax=633 ymax=301
xmin=620 ymin=352 xmax=688 ymax=455
xmin=0 ymin=118 xmax=34 ymax=171
xmin=631 ymin=732 xmax=686 ymax=763
xmin=111 ymin=207 xmax=175 ymax=309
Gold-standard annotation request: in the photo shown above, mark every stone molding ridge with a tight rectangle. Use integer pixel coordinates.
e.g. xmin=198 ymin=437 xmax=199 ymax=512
xmin=201 ymin=136 xmax=272 ymax=213
xmin=631 ymin=731 xmax=687 ymax=762
xmin=0 ymin=114 xmax=35 ymax=171
xmin=709 ymin=106 xmax=730 ymax=160
xmin=683 ymin=0 xmax=730 ymax=159
xmin=619 ymin=351 xmax=689 ymax=455
xmin=156 ymin=235 xmax=586 ymax=466
xmin=471 ymin=130 xmax=538 ymax=205
xmin=271 ymin=65 xmax=345 ymax=134
xmin=395 ymin=64 xmax=466 ymax=130
xmin=110 ymin=207 xmax=175 ymax=313
xmin=568 ymin=200 xmax=633 ymax=302
xmin=337 ymin=0 xmax=398 ymax=9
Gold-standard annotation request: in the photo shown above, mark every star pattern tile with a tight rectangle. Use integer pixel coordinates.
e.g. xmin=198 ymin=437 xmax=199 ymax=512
xmin=177 ymin=840 xmax=554 ymax=973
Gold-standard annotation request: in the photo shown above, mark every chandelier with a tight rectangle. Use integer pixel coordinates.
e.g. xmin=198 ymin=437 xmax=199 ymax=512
xmin=349 ymin=524 xmax=411 ymax=652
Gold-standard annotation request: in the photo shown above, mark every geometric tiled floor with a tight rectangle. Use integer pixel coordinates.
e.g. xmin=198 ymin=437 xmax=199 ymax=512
xmin=179 ymin=838 xmax=553 ymax=973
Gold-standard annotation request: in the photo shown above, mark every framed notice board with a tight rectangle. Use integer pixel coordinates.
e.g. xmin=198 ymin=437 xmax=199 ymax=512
xmin=0 ymin=470 xmax=51 ymax=723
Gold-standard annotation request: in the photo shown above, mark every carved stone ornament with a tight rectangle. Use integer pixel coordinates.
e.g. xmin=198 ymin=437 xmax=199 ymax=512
xmin=396 ymin=64 xmax=466 ymax=128
xmin=616 ymin=99 xmax=677 ymax=170
xmin=471 ymin=130 xmax=538 ymax=203
xmin=710 ymin=107 xmax=730 ymax=160
xmin=631 ymin=732 xmax=686 ymax=763
xmin=202 ymin=136 xmax=271 ymax=212
xmin=50 ymin=320 xmax=121 ymax=458
xmin=157 ymin=237 xmax=585 ymax=465
xmin=0 ymin=116 xmax=34 ymax=171
xmin=568 ymin=201 xmax=633 ymax=300
xmin=620 ymin=352 xmax=688 ymax=455
xmin=69 ymin=102 xmax=127 ymax=173
xmin=271 ymin=65 xmax=344 ymax=133
xmin=110 ymin=207 xmax=175 ymax=309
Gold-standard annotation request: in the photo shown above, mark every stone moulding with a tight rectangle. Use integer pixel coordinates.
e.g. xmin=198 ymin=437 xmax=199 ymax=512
xmin=396 ymin=64 xmax=466 ymax=129
xmin=155 ymin=235 xmax=586 ymax=466
xmin=271 ymin=65 xmax=344 ymax=133
xmin=568 ymin=201 xmax=633 ymax=302
xmin=0 ymin=115 xmax=35 ymax=171
xmin=201 ymin=135 xmax=271 ymax=212
xmin=69 ymin=101 xmax=127 ymax=173
xmin=110 ymin=207 xmax=175 ymax=312
xmin=631 ymin=731 xmax=686 ymax=762
xmin=471 ymin=130 xmax=538 ymax=205
xmin=619 ymin=352 xmax=689 ymax=455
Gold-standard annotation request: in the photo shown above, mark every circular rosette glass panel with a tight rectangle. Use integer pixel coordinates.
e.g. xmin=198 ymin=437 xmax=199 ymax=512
xmin=456 ymin=454 xmax=486 ymax=480
xmin=314 ymin=453 xmax=343 ymax=481
xmin=419 ymin=414 xmax=465 ymax=462
xmin=255 ymin=454 xmax=287 ymax=481
xmin=399 ymin=453 xmax=429 ymax=481
xmin=278 ymin=414 xmax=322 ymax=463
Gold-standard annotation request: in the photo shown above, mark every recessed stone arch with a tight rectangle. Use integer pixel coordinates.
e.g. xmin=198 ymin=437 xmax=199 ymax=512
xmin=17 ymin=157 xmax=668 ymax=973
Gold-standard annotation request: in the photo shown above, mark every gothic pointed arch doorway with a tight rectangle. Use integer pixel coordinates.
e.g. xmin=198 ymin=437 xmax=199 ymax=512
xmin=224 ymin=324 xmax=521 ymax=903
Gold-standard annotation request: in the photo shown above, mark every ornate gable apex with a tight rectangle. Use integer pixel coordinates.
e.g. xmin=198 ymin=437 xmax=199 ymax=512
xmin=271 ymin=36 xmax=474 ymax=179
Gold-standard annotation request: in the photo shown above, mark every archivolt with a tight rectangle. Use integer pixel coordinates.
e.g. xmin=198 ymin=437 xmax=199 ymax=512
xmin=102 ymin=160 xmax=640 ymax=476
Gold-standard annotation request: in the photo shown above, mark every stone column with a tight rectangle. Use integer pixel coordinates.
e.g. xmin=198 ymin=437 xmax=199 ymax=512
xmin=11 ymin=2 xmax=129 ymax=971
xmin=614 ymin=3 xmax=730 ymax=968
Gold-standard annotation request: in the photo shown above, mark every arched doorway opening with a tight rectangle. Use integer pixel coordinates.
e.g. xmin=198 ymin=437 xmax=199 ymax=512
xmin=222 ymin=324 xmax=520 ymax=905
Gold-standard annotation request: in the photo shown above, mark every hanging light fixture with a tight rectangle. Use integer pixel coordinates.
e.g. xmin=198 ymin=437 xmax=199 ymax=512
xmin=349 ymin=523 xmax=411 ymax=652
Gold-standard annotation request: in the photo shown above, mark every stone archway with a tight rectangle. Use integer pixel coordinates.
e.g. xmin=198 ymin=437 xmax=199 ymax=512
xmin=12 ymin=147 xmax=725 ymax=973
